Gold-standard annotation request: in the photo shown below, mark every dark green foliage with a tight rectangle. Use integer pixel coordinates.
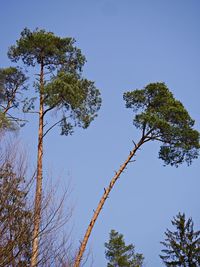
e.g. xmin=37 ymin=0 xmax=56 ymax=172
xmin=0 ymin=67 xmax=27 ymax=101
xmin=105 ymin=230 xmax=144 ymax=267
xmin=0 ymin=162 xmax=32 ymax=266
xmin=8 ymin=28 xmax=85 ymax=73
xmin=0 ymin=67 xmax=27 ymax=129
xmin=44 ymin=71 xmax=101 ymax=132
xmin=0 ymin=112 xmax=9 ymax=130
xmin=8 ymin=28 xmax=101 ymax=134
xmin=160 ymin=213 xmax=200 ymax=266
xmin=123 ymin=82 xmax=200 ymax=166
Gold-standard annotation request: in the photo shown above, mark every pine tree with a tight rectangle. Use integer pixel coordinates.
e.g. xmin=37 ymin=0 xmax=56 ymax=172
xmin=74 ymin=83 xmax=200 ymax=267
xmin=0 ymin=161 xmax=32 ymax=266
xmin=8 ymin=27 xmax=101 ymax=266
xmin=160 ymin=213 xmax=200 ymax=266
xmin=105 ymin=230 xmax=144 ymax=267
xmin=0 ymin=67 xmax=27 ymax=131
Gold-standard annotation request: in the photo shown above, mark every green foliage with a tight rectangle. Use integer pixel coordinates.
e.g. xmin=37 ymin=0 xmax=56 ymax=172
xmin=0 ymin=162 xmax=32 ymax=266
xmin=0 ymin=112 xmax=10 ymax=130
xmin=0 ymin=67 xmax=27 ymax=107
xmin=123 ymin=82 xmax=200 ymax=166
xmin=105 ymin=230 xmax=144 ymax=267
xmin=8 ymin=28 xmax=85 ymax=72
xmin=0 ymin=67 xmax=27 ymax=130
xmin=8 ymin=28 xmax=101 ymax=134
xmin=44 ymin=71 xmax=101 ymax=133
xmin=160 ymin=213 xmax=200 ymax=266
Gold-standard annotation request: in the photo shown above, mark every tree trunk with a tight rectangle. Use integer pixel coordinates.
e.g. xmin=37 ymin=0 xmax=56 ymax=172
xmin=73 ymin=138 xmax=145 ymax=267
xmin=31 ymin=63 xmax=44 ymax=267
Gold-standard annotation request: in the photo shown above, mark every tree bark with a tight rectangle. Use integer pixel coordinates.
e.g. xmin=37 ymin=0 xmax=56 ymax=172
xmin=31 ymin=63 xmax=44 ymax=267
xmin=73 ymin=138 xmax=145 ymax=267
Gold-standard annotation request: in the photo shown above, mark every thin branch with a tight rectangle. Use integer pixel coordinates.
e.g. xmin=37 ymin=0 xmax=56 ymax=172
xmin=132 ymin=140 xmax=137 ymax=148
xmin=142 ymin=122 xmax=146 ymax=138
xmin=42 ymin=105 xmax=56 ymax=117
xmin=42 ymin=119 xmax=63 ymax=139
xmin=6 ymin=112 xmax=28 ymax=123
xmin=24 ymin=110 xmax=39 ymax=114
xmin=144 ymin=127 xmax=155 ymax=137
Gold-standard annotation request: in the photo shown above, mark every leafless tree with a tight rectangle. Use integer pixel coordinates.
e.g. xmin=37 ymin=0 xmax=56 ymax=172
xmin=0 ymin=138 xmax=75 ymax=267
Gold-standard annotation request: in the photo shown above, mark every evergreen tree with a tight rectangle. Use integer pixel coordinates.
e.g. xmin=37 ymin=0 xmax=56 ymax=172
xmin=74 ymin=83 xmax=200 ymax=267
xmin=0 ymin=162 xmax=32 ymax=266
xmin=8 ymin=27 xmax=101 ymax=266
xmin=105 ymin=230 xmax=144 ymax=267
xmin=0 ymin=67 xmax=27 ymax=131
xmin=160 ymin=213 xmax=200 ymax=266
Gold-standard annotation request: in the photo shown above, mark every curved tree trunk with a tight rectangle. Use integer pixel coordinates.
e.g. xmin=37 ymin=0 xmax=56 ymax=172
xmin=31 ymin=63 xmax=44 ymax=267
xmin=74 ymin=137 xmax=145 ymax=267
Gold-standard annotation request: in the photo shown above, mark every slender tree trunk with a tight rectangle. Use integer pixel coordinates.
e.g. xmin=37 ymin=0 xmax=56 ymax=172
xmin=74 ymin=138 xmax=145 ymax=267
xmin=31 ymin=63 xmax=44 ymax=267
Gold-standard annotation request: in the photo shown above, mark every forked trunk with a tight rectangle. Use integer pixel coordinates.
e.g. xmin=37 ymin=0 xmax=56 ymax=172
xmin=31 ymin=63 xmax=44 ymax=267
xmin=74 ymin=138 xmax=145 ymax=267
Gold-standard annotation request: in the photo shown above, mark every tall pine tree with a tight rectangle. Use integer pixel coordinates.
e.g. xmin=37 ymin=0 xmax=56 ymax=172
xmin=74 ymin=83 xmax=200 ymax=267
xmin=8 ymin=27 xmax=101 ymax=266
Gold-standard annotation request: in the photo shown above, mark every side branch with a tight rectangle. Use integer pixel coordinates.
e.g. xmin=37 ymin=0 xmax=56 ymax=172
xmin=73 ymin=137 xmax=145 ymax=267
xmin=5 ymin=113 xmax=28 ymax=124
xmin=42 ymin=119 xmax=63 ymax=139
xmin=42 ymin=106 xmax=55 ymax=117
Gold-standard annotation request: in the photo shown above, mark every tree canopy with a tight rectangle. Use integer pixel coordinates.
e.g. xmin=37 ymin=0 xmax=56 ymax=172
xmin=8 ymin=28 xmax=101 ymax=134
xmin=0 ymin=67 xmax=27 ymax=130
xmin=123 ymin=82 xmax=200 ymax=166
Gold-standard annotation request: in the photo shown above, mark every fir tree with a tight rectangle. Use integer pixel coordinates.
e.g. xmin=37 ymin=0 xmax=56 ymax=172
xmin=160 ymin=213 xmax=200 ymax=266
xmin=105 ymin=230 xmax=144 ymax=267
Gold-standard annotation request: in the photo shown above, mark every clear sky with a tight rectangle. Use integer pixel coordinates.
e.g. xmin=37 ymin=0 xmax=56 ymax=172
xmin=1 ymin=1 xmax=200 ymax=266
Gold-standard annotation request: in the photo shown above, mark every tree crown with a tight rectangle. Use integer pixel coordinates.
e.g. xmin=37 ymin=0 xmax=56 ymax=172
xmin=8 ymin=28 xmax=85 ymax=73
xmin=123 ymin=82 xmax=200 ymax=166
xmin=7 ymin=28 xmax=101 ymax=134
xmin=0 ymin=67 xmax=27 ymax=106
xmin=0 ymin=67 xmax=27 ymax=130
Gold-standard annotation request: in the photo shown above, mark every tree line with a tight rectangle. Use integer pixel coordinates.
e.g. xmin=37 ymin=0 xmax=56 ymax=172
xmin=105 ymin=212 xmax=200 ymax=266
xmin=0 ymin=28 xmax=199 ymax=266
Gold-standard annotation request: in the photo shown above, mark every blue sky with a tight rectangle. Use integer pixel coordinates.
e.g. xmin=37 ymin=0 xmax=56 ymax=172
xmin=1 ymin=1 xmax=200 ymax=266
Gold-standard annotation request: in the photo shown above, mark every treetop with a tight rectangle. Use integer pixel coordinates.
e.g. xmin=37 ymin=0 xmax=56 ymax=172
xmin=124 ymin=82 xmax=200 ymax=166
xmin=8 ymin=28 xmax=86 ymax=73
xmin=6 ymin=28 xmax=102 ymax=135
xmin=160 ymin=213 xmax=200 ymax=266
xmin=105 ymin=229 xmax=144 ymax=267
